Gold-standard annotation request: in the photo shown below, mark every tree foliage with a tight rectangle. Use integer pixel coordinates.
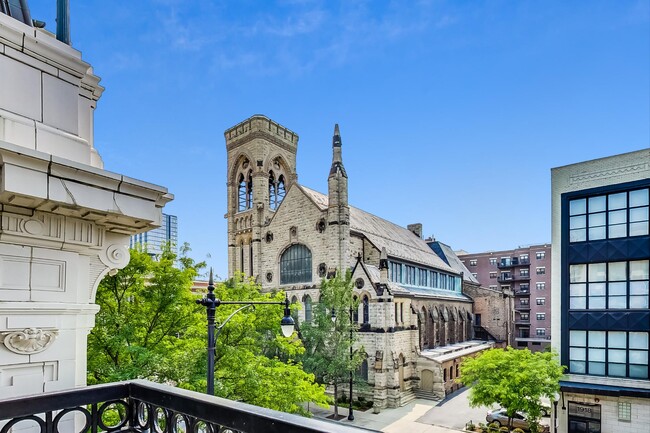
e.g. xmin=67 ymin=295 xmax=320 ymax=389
xmin=88 ymin=245 xmax=328 ymax=416
xmin=300 ymin=272 xmax=365 ymax=416
xmin=458 ymin=347 xmax=564 ymax=432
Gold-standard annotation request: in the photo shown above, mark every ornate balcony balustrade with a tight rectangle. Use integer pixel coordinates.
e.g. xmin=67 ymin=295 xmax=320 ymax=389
xmin=0 ymin=380 xmax=369 ymax=433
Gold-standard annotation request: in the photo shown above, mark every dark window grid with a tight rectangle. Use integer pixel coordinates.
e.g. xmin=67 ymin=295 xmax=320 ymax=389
xmin=237 ymin=173 xmax=253 ymax=212
xmin=569 ymin=261 xmax=649 ymax=310
xmin=280 ymin=245 xmax=312 ymax=284
xmin=569 ymin=189 xmax=649 ymax=243
xmin=568 ymin=331 xmax=649 ymax=379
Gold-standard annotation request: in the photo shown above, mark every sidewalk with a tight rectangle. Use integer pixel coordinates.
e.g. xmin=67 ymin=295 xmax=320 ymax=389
xmin=311 ymin=399 xmax=466 ymax=433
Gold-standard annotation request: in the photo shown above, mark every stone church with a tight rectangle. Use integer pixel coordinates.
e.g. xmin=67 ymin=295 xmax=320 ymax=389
xmin=224 ymin=115 xmax=494 ymax=409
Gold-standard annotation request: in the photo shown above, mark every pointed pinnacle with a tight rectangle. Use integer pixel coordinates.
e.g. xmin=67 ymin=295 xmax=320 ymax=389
xmin=334 ymin=123 xmax=340 ymax=136
xmin=209 ymin=268 xmax=214 ymax=286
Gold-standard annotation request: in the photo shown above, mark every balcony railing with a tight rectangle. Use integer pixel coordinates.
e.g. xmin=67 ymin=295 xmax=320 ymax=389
xmin=497 ymin=258 xmax=530 ymax=269
xmin=0 ymin=380 xmax=370 ymax=433
xmin=498 ymin=274 xmax=530 ymax=283
xmin=514 ymin=304 xmax=531 ymax=311
xmin=514 ymin=289 xmax=530 ymax=296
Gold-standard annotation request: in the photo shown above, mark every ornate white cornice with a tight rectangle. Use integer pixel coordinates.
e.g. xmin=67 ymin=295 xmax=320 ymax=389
xmin=569 ymin=162 xmax=650 ymax=185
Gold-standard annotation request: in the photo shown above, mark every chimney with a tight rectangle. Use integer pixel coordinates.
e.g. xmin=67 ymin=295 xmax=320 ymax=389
xmin=407 ymin=223 xmax=423 ymax=239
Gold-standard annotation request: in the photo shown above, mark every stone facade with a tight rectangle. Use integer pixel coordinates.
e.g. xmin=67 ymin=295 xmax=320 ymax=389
xmin=224 ymin=115 xmax=493 ymax=409
xmin=551 ymin=149 xmax=650 ymax=433
xmin=0 ymin=10 xmax=170 ymax=399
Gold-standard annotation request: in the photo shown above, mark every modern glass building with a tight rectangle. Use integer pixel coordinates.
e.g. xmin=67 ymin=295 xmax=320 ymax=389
xmin=130 ymin=213 xmax=178 ymax=256
xmin=551 ymin=149 xmax=650 ymax=433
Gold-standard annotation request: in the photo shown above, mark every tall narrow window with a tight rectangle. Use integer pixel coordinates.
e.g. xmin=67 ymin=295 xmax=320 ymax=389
xmin=304 ymin=295 xmax=313 ymax=322
xmin=269 ymin=172 xmax=287 ymax=210
xmin=239 ymin=242 xmax=244 ymax=274
xmin=280 ymin=244 xmax=312 ymax=284
xmin=249 ymin=243 xmax=253 ymax=277
xmin=352 ymin=296 xmax=359 ymax=323
xmin=363 ymin=295 xmax=369 ymax=324
xmin=238 ymin=171 xmax=253 ymax=211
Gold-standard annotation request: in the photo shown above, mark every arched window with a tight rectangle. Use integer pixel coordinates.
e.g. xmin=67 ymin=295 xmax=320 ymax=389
xmin=304 ymin=295 xmax=313 ymax=322
xmin=352 ymin=296 xmax=359 ymax=323
xmin=362 ymin=295 xmax=369 ymax=324
xmin=238 ymin=171 xmax=253 ymax=212
xmin=269 ymin=172 xmax=287 ymax=210
xmin=280 ymin=244 xmax=312 ymax=284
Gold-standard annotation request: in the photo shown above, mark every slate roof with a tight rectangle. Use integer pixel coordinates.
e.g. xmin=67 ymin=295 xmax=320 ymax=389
xmin=297 ymin=184 xmax=457 ymax=275
xmin=428 ymin=241 xmax=480 ymax=284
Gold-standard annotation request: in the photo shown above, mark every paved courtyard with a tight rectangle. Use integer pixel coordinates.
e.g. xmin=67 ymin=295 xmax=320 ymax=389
xmin=312 ymin=387 xmax=551 ymax=432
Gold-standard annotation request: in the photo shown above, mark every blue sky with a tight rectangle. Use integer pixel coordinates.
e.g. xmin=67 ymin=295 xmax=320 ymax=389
xmin=29 ymin=1 xmax=649 ymax=279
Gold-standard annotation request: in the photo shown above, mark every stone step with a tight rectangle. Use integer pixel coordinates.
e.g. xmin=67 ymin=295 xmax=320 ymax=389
xmin=414 ymin=390 xmax=441 ymax=401
xmin=400 ymin=390 xmax=417 ymax=406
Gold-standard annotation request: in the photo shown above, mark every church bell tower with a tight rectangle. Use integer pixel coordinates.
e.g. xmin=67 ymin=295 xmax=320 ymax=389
xmin=224 ymin=115 xmax=298 ymax=279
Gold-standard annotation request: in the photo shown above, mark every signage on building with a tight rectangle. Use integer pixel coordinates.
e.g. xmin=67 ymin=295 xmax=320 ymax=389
xmin=568 ymin=402 xmax=601 ymax=420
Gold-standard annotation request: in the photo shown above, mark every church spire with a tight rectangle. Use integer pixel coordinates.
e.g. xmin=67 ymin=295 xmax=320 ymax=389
xmin=329 ymin=123 xmax=347 ymax=177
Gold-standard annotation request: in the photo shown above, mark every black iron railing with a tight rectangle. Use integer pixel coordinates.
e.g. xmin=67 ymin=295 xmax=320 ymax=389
xmin=0 ymin=380 xmax=372 ymax=433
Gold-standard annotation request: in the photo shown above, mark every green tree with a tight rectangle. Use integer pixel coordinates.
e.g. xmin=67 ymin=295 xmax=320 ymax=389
xmin=457 ymin=347 xmax=564 ymax=432
xmin=88 ymin=249 xmax=328 ymax=416
xmin=206 ymin=276 xmax=329 ymax=415
xmin=301 ymin=272 xmax=365 ymax=417
xmin=88 ymin=243 xmax=204 ymax=384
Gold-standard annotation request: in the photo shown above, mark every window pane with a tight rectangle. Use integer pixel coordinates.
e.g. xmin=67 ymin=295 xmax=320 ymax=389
xmin=588 ymin=195 xmax=606 ymax=213
xmin=609 ymin=332 xmax=626 ymax=348
xmin=588 ymin=226 xmax=606 ymax=240
xmin=570 ymin=330 xmax=586 ymax=346
xmin=608 ymin=363 xmax=626 ymax=377
xmin=630 ymin=260 xmax=649 ymax=280
xmin=589 ymin=331 xmax=606 ymax=347
xmin=629 ymin=189 xmax=649 ymax=207
xmin=589 ymin=297 xmax=606 ymax=309
xmin=570 ymin=265 xmax=587 ymax=283
xmin=589 ymin=264 xmax=607 ymax=282
xmin=629 ymin=365 xmax=648 ymax=379
xmin=570 ymin=361 xmax=586 ymax=374
xmin=570 ymin=348 xmax=586 ymax=361
xmin=608 ymin=296 xmax=626 ymax=309
xmin=630 ymin=295 xmax=649 ymax=309
xmin=589 ymin=283 xmax=606 ymax=296
xmin=609 ymin=349 xmax=627 ymax=363
xmin=606 ymin=262 xmax=626 ymax=281
xmin=570 ymin=297 xmax=587 ymax=309
xmin=629 ymin=221 xmax=649 ymax=236
xmin=570 ymin=199 xmax=586 ymax=216
xmin=608 ymin=282 xmax=626 ymax=295
xmin=608 ymin=192 xmax=627 ymax=210
xmin=629 ymin=350 xmax=648 ymax=364
xmin=589 ymin=362 xmax=605 ymax=375
xmin=571 ymin=229 xmax=587 ymax=242
xmin=609 ymin=210 xmax=627 ymax=225
xmin=630 ymin=207 xmax=649 ymax=223
xmin=588 ymin=212 xmax=605 ymax=227
xmin=588 ymin=348 xmax=605 ymax=362
xmin=570 ymin=215 xmax=587 ymax=229
xmin=629 ymin=332 xmax=649 ymax=349
xmin=570 ymin=283 xmax=586 ymax=296
xmin=608 ymin=224 xmax=627 ymax=239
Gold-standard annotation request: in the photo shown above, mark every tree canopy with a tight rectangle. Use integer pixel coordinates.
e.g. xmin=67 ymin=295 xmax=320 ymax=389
xmin=88 ymin=245 xmax=328 ymax=416
xmin=458 ymin=347 xmax=564 ymax=432
xmin=300 ymin=272 xmax=365 ymax=416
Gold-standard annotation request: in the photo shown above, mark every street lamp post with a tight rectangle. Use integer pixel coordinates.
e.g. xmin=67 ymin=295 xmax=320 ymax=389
xmin=348 ymin=306 xmax=354 ymax=421
xmin=196 ymin=269 xmax=295 ymax=395
xmin=331 ymin=306 xmax=355 ymax=421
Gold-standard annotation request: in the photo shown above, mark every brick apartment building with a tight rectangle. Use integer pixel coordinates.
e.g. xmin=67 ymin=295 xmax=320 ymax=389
xmin=458 ymin=244 xmax=552 ymax=351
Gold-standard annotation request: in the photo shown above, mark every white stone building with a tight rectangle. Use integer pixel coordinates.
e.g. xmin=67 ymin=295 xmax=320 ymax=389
xmin=0 ymin=3 xmax=170 ymax=399
xmin=551 ymin=149 xmax=650 ymax=433
xmin=224 ymin=115 xmax=493 ymax=409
